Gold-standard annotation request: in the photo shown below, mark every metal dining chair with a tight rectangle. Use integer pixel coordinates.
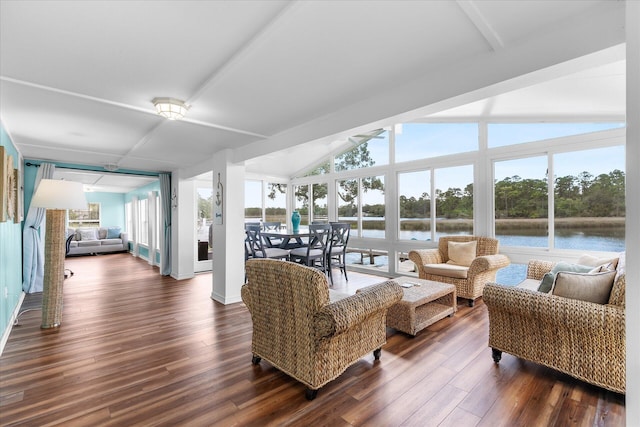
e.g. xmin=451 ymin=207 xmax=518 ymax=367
xmin=245 ymin=225 xmax=290 ymax=261
xmin=289 ymin=223 xmax=331 ymax=274
xmin=326 ymin=222 xmax=350 ymax=285
xmin=261 ymin=221 xmax=283 ymax=248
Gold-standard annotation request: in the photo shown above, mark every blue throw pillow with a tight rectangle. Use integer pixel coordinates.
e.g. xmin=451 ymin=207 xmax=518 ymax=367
xmin=106 ymin=227 xmax=121 ymax=239
xmin=538 ymin=261 xmax=592 ymax=293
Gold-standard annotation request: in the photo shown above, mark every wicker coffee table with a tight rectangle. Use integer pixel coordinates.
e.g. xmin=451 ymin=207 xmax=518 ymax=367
xmin=387 ymin=276 xmax=456 ymax=336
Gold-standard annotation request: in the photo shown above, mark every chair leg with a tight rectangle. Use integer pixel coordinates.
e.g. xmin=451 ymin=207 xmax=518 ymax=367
xmin=492 ymin=348 xmax=502 ymax=363
xmin=305 ymin=388 xmax=318 ymax=400
xmin=342 ymin=255 xmax=348 ymax=282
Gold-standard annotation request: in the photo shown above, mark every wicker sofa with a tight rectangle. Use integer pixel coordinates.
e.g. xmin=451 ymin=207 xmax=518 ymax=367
xmin=408 ymin=236 xmax=510 ymax=306
xmin=484 ymin=255 xmax=626 ymax=394
xmin=242 ymin=258 xmax=403 ymax=400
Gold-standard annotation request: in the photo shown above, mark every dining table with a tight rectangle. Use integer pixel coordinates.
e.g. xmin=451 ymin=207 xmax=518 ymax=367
xmin=261 ymin=229 xmax=311 ymax=249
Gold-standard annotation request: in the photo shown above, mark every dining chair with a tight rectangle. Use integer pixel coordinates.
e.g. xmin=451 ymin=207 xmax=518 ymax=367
xmin=289 ymin=223 xmax=331 ymax=274
xmin=261 ymin=221 xmax=283 ymax=247
xmin=326 ymin=222 xmax=350 ymax=285
xmin=245 ymin=225 xmax=290 ymax=261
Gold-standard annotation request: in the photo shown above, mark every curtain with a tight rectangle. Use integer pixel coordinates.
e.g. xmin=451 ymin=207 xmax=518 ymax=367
xmin=159 ymin=173 xmax=171 ymax=276
xmin=147 ymin=191 xmax=156 ymax=266
xmin=22 ymin=163 xmax=55 ymax=293
xmin=131 ymin=196 xmax=139 ymax=257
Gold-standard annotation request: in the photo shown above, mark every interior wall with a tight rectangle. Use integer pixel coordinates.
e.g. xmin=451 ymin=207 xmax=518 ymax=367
xmin=0 ymin=125 xmax=24 ymax=352
xmin=84 ymin=192 xmax=125 ymax=229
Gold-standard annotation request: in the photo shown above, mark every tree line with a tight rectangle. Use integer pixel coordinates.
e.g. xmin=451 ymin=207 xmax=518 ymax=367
xmin=398 ymin=170 xmax=625 ymax=219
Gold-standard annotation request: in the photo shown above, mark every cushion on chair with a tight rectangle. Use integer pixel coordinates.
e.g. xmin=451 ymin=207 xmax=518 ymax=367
xmin=577 ymin=254 xmax=619 ymax=270
xmin=446 ymin=241 xmax=477 ymax=266
xmin=551 ymin=270 xmax=617 ymax=304
xmin=537 ymin=262 xmax=593 ymax=293
xmin=77 ymin=228 xmax=98 ymax=241
xmin=423 ymin=263 xmax=468 ymax=279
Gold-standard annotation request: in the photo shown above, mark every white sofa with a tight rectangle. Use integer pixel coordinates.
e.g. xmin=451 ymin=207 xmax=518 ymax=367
xmin=66 ymin=227 xmax=129 ymax=256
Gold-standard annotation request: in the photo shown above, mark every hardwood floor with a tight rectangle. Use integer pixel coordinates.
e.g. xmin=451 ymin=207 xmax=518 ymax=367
xmin=0 ymin=254 xmax=625 ymax=426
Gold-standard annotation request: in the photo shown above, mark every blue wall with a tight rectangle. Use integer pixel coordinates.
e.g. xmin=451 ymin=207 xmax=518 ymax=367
xmin=85 ymin=192 xmax=125 ymax=229
xmin=0 ymin=126 xmax=23 ymax=342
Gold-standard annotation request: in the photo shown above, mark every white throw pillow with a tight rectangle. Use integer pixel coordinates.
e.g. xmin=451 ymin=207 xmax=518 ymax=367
xmin=577 ymin=254 xmax=619 ymax=269
xmin=78 ymin=228 xmax=98 ymax=241
xmin=446 ymin=241 xmax=477 ymax=267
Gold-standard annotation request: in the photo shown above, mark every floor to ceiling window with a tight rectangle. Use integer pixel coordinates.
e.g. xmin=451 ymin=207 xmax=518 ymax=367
xmin=280 ymin=121 xmax=625 ymax=280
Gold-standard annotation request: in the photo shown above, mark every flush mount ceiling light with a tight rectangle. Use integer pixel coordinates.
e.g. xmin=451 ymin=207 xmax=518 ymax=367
xmin=152 ymin=97 xmax=190 ymax=120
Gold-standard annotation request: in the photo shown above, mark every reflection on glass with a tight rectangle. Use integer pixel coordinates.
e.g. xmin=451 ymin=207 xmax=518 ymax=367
xmin=197 ymin=187 xmax=213 ymax=261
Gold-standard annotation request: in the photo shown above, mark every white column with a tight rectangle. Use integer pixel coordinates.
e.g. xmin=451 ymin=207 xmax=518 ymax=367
xmin=211 ymin=149 xmax=246 ymax=304
xmin=626 ymin=0 xmax=640 ymax=423
xmin=171 ymin=170 xmax=195 ymax=280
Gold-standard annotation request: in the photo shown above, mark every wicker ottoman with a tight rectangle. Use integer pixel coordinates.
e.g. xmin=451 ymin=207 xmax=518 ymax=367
xmin=387 ymin=276 xmax=456 ymax=336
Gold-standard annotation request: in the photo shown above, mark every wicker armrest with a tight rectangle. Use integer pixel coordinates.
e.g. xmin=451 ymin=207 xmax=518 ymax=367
xmin=526 ymin=260 xmax=556 ymax=280
xmin=408 ymin=249 xmax=442 ymax=276
xmin=313 ymin=281 xmax=403 ymax=340
xmin=240 ymin=284 xmax=253 ymax=311
xmin=484 ymin=284 xmax=624 ymax=332
xmin=468 ymin=254 xmax=510 ymax=276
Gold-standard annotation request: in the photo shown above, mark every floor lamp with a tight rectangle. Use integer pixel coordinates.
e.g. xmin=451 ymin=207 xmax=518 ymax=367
xmin=30 ymin=179 xmax=87 ymax=329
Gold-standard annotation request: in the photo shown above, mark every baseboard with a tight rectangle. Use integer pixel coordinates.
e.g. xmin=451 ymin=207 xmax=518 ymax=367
xmin=210 ymin=291 xmax=242 ymax=305
xmin=0 ymin=291 xmax=26 ymax=357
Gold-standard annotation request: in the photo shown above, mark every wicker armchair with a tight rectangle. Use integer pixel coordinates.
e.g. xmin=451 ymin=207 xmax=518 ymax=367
xmin=242 ymin=258 xmax=403 ymax=400
xmin=484 ymin=259 xmax=626 ymax=394
xmin=408 ymin=236 xmax=510 ymax=306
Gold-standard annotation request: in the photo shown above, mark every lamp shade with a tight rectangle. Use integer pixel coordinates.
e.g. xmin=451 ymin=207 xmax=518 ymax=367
xmin=30 ymin=179 xmax=87 ymax=210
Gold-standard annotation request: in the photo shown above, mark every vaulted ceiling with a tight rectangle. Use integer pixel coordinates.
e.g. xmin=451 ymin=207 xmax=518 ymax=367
xmin=0 ymin=0 xmax=626 ymax=188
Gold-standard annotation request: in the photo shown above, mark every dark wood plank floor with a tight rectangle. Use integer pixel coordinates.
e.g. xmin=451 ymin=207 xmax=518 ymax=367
xmin=0 ymin=254 xmax=625 ymax=426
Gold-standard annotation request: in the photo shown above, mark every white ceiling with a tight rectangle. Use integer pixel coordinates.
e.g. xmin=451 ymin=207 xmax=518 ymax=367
xmin=52 ymin=169 xmax=157 ymax=193
xmin=0 ymin=0 xmax=627 ymax=188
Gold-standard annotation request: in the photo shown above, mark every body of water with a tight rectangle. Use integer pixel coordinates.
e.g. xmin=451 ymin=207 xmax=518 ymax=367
xmin=346 ymin=229 xmax=624 ymax=286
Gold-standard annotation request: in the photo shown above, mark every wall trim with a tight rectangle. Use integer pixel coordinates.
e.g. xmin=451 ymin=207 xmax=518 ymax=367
xmin=0 ymin=292 xmax=26 ymax=357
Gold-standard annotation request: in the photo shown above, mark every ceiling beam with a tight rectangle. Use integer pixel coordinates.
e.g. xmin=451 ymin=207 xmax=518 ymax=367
xmin=455 ymin=0 xmax=504 ymax=51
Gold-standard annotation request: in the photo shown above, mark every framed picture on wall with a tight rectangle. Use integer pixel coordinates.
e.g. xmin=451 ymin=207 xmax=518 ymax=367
xmin=0 ymin=146 xmax=6 ymax=222
xmin=5 ymin=154 xmax=16 ymax=223
xmin=16 ymin=154 xmax=24 ymax=222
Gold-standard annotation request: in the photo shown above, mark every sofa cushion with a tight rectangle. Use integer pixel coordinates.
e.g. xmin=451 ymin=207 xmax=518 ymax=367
xmin=424 ymin=263 xmax=468 ymax=279
xmin=77 ymin=228 xmax=98 ymax=241
xmin=106 ymin=227 xmax=121 ymax=239
xmin=446 ymin=240 xmax=477 ymax=266
xmin=100 ymin=238 xmax=123 ymax=246
xmin=77 ymin=240 xmax=101 ymax=247
xmin=538 ymin=262 xmax=592 ymax=293
xmin=551 ymin=270 xmax=617 ymax=304
xmin=517 ymin=278 xmax=542 ymax=292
